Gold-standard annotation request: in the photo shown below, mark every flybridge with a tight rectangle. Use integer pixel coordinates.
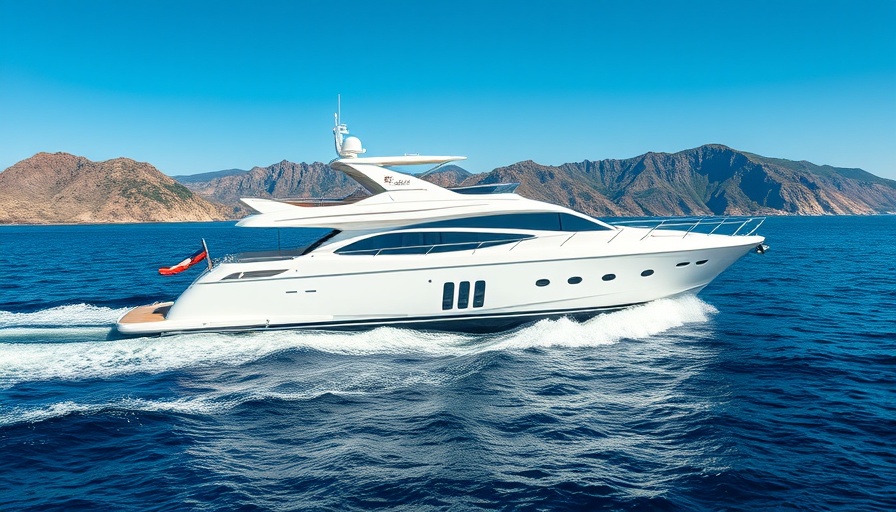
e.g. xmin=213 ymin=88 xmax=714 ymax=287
xmin=234 ymin=108 xmax=569 ymax=230
xmin=334 ymin=155 xmax=466 ymax=166
xmin=329 ymin=100 xmax=465 ymax=193
xmin=233 ymin=104 xmax=531 ymax=230
xmin=330 ymin=96 xmax=463 ymax=165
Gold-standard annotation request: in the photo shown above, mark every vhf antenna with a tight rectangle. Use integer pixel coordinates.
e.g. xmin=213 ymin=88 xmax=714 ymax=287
xmin=333 ymin=94 xmax=364 ymax=158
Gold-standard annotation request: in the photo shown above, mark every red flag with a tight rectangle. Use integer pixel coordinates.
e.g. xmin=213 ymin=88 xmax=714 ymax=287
xmin=158 ymin=247 xmax=208 ymax=275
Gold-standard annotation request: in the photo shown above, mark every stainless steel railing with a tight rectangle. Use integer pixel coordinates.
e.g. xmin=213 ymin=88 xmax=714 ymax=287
xmin=607 ymin=216 xmax=766 ymax=240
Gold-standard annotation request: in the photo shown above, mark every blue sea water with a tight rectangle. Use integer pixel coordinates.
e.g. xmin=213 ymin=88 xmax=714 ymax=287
xmin=0 ymin=216 xmax=894 ymax=511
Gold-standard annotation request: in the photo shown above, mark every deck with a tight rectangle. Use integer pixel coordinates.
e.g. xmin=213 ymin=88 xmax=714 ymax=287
xmin=118 ymin=303 xmax=172 ymax=324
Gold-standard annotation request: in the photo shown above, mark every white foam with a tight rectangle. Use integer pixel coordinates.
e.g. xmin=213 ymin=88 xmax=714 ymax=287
xmin=0 ymin=334 xmax=295 ymax=389
xmin=0 ymin=326 xmax=115 ymax=339
xmin=0 ymin=296 xmax=716 ymax=390
xmin=0 ymin=396 xmax=234 ymax=426
xmin=486 ymin=295 xmax=717 ymax=351
xmin=0 ymin=304 xmax=129 ymax=328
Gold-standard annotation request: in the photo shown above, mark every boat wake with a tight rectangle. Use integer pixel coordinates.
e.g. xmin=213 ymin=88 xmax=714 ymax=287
xmin=0 ymin=303 xmax=128 ymax=328
xmin=1 ymin=296 xmax=716 ymax=389
xmin=1 ymin=297 xmax=717 ymax=426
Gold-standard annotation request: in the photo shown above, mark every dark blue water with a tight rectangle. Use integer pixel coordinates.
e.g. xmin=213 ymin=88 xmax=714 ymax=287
xmin=1 ymin=217 xmax=894 ymax=511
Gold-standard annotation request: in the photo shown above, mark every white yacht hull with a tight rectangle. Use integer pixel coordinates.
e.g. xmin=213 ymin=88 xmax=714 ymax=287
xmin=116 ymin=229 xmax=763 ymax=335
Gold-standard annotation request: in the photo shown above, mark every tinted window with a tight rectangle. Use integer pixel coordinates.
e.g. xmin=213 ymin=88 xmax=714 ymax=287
xmin=457 ymin=281 xmax=470 ymax=309
xmin=536 ymin=279 xmax=550 ymax=287
xmin=221 ymin=269 xmax=287 ymax=280
xmin=408 ymin=213 xmax=609 ymax=232
xmin=473 ymin=281 xmax=486 ymax=308
xmin=300 ymin=229 xmax=341 ymax=255
xmin=558 ymin=214 xmax=607 ymax=231
xmin=442 ymin=282 xmax=454 ymax=310
xmin=336 ymin=231 xmax=532 ymax=255
xmin=602 ymin=274 xmax=616 ymax=281
xmin=568 ymin=276 xmax=582 ymax=284
xmin=641 ymin=269 xmax=655 ymax=277
xmin=338 ymin=232 xmax=433 ymax=255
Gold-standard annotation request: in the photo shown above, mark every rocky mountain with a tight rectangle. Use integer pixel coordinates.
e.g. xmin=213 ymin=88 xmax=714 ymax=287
xmin=179 ymin=161 xmax=365 ymax=216
xmin=172 ymin=168 xmax=248 ymax=184
xmin=0 ymin=153 xmax=229 ymax=224
xmin=182 ymin=162 xmax=475 ymax=215
xmin=418 ymin=165 xmax=473 ymax=189
xmin=170 ymin=145 xmax=896 ymax=217
xmin=4 ymin=146 xmax=893 ymax=224
xmin=449 ymin=145 xmax=896 ymax=216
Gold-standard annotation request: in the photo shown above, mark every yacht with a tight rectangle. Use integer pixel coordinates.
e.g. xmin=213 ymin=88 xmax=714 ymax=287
xmin=116 ymin=113 xmax=766 ymax=335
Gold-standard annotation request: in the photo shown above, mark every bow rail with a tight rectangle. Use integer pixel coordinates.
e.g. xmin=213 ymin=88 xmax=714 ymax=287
xmin=606 ymin=216 xmax=766 ymax=241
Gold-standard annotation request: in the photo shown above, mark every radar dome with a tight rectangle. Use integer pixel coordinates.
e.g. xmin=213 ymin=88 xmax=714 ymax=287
xmin=341 ymin=136 xmax=365 ymax=157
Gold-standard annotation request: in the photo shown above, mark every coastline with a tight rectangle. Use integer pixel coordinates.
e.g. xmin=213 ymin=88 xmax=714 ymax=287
xmin=2 ymin=211 xmax=894 ymax=227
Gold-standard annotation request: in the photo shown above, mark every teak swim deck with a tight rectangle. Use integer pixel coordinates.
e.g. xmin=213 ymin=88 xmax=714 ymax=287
xmin=118 ymin=303 xmax=172 ymax=324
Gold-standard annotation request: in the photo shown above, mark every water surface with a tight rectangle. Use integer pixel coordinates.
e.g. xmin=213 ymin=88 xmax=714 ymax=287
xmin=1 ymin=217 xmax=893 ymax=510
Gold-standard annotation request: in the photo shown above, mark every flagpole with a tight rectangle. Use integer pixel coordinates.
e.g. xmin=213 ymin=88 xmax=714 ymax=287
xmin=201 ymin=238 xmax=212 ymax=271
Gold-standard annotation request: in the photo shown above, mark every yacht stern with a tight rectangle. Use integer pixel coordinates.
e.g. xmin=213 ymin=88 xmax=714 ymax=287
xmin=116 ymin=302 xmax=174 ymax=335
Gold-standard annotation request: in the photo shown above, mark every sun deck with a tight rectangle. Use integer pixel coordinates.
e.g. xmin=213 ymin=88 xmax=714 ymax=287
xmin=118 ymin=303 xmax=172 ymax=324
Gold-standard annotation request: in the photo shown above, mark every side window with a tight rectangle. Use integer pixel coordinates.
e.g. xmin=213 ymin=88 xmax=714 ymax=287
xmin=457 ymin=281 xmax=470 ymax=309
xmin=442 ymin=280 xmax=487 ymax=310
xmin=407 ymin=213 xmax=609 ymax=231
xmin=557 ymin=213 xmax=608 ymax=231
xmin=473 ymin=281 xmax=486 ymax=307
xmin=337 ymin=231 xmax=532 ymax=255
xmin=442 ymin=282 xmax=454 ymax=310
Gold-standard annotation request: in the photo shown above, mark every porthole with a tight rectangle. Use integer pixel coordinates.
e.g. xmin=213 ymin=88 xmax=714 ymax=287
xmin=641 ymin=269 xmax=655 ymax=277
xmin=536 ymin=279 xmax=550 ymax=287
xmin=696 ymin=259 xmax=708 ymax=265
xmin=676 ymin=262 xmax=690 ymax=267
xmin=567 ymin=276 xmax=583 ymax=285
xmin=602 ymin=274 xmax=616 ymax=281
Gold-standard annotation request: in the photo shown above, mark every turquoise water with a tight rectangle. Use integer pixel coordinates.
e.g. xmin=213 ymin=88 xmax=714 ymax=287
xmin=1 ymin=216 xmax=894 ymax=510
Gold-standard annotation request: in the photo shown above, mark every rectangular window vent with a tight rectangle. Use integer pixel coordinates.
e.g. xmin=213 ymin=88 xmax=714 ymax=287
xmin=458 ymin=281 xmax=471 ymax=309
xmin=442 ymin=282 xmax=455 ymax=310
xmin=473 ymin=281 xmax=486 ymax=308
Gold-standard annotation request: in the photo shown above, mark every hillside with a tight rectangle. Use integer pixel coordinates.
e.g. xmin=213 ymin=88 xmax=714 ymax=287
xmin=451 ymin=145 xmax=896 ymax=216
xmin=418 ymin=165 xmax=473 ymax=188
xmin=4 ymin=146 xmax=894 ymax=224
xmin=0 ymin=153 xmax=229 ymax=224
xmin=172 ymin=168 xmax=248 ymax=184
xmin=160 ymin=145 xmax=896 ymax=218
xmin=179 ymin=161 xmax=364 ymax=216
xmin=182 ymin=162 xmax=474 ymax=215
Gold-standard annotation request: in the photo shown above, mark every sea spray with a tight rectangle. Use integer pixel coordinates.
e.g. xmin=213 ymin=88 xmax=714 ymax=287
xmin=0 ymin=304 xmax=129 ymax=328
xmin=0 ymin=295 xmax=715 ymax=391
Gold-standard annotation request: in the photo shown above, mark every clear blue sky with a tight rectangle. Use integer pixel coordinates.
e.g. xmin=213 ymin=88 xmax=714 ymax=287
xmin=1 ymin=0 xmax=894 ymax=178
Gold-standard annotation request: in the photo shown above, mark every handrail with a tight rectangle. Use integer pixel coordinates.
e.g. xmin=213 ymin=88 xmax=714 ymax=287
xmin=606 ymin=227 xmax=625 ymax=244
xmin=337 ymin=233 xmax=582 ymax=257
xmin=339 ymin=237 xmax=531 ymax=257
xmin=745 ymin=217 xmax=766 ymax=236
xmin=221 ymin=217 xmax=765 ymax=261
xmin=640 ymin=219 xmax=665 ymax=240
xmin=610 ymin=216 xmax=765 ymax=240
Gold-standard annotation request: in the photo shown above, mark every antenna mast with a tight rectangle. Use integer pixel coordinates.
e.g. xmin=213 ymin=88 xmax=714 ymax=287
xmin=332 ymin=95 xmax=365 ymax=159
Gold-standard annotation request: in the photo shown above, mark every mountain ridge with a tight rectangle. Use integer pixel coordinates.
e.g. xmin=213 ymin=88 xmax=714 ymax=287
xmin=0 ymin=152 xmax=229 ymax=224
xmin=445 ymin=144 xmax=896 ymax=216
xmin=180 ymin=144 xmax=895 ymax=217
xmin=2 ymin=145 xmax=894 ymax=224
